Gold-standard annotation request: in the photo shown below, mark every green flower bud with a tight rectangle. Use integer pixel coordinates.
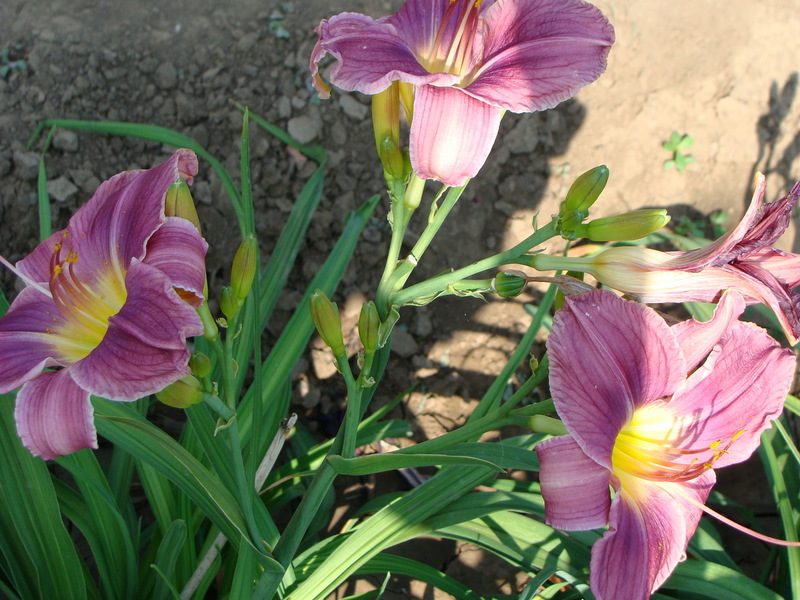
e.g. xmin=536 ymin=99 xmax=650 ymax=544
xmin=220 ymin=286 xmax=238 ymax=321
xmin=231 ymin=233 xmax=258 ymax=305
xmin=156 ymin=375 xmax=203 ymax=409
xmin=561 ymin=165 xmax=609 ymax=214
xmin=574 ymin=209 xmax=671 ymax=241
xmin=309 ymin=290 xmax=345 ymax=356
xmin=189 ymin=352 xmax=212 ymax=378
xmin=164 ymin=181 xmax=202 ymax=233
xmin=491 ymin=272 xmax=528 ymax=298
xmin=378 ymin=136 xmax=405 ymax=181
xmin=358 ymin=301 xmax=380 ymax=355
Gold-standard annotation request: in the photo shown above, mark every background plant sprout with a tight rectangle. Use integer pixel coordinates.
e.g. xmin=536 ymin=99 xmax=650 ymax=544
xmin=663 ymin=131 xmax=695 ymax=172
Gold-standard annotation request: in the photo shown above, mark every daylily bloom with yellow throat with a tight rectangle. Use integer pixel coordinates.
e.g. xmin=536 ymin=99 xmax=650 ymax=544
xmin=536 ymin=289 xmax=796 ymax=600
xmin=531 ymin=176 xmax=800 ymax=342
xmin=0 ymin=150 xmax=207 ymax=459
xmin=311 ymin=0 xmax=614 ymax=186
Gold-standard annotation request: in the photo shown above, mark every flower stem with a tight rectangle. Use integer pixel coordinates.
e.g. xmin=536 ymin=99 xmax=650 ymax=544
xmin=392 ymin=220 xmax=557 ymax=307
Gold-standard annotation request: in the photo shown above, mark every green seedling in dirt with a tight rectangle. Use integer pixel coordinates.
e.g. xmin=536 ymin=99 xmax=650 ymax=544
xmin=673 ymin=209 xmax=728 ymax=240
xmin=662 ymin=131 xmax=695 ymax=172
xmin=0 ymin=45 xmax=27 ymax=79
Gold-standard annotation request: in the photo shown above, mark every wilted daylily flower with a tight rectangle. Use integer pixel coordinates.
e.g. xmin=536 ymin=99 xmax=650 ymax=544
xmin=0 ymin=150 xmax=207 ymax=459
xmin=531 ymin=176 xmax=800 ymax=342
xmin=536 ymin=289 xmax=796 ymax=600
xmin=311 ymin=0 xmax=614 ymax=186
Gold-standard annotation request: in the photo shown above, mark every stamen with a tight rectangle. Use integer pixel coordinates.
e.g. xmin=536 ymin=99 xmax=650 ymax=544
xmin=0 ymin=253 xmax=53 ymax=299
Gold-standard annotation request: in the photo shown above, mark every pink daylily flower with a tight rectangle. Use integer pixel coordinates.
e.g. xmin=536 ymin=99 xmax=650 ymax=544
xmin=310 ymin=0 xmax=614 ymax=186
xmin=533 ymin=176 xmax=800 ymax=343
xmin=0 ymin=150 xmax=207 ymax=460
xmin=535 ymin=289 xmax=796 ymax=600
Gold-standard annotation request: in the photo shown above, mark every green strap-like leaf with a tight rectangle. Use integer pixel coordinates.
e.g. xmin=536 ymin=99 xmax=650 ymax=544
xmin=664 ymin=560 xmax=784 ymax=600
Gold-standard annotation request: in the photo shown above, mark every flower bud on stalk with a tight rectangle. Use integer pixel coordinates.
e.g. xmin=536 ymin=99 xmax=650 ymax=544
xmin=372 ymin=83 xmax=403 ymax=180
xmin=491 ymin=271 xmax=528 ymax=298
xmin=156 ymin=375 xmax=204 ymax=408
xmin=310 ymin=290 xmax=346 ymax=356
xmin=189 ymin=352 xmax=212 ymax=378
xmin=231 ymin=233 xmax=258 ymax=305
xmin=557 ymin=165 xmax=609 ymax=239
xmin=358 ymin=301 xmax=380 ymax=355
xmin=574 ymin=209 xmax=671 ymax=241
xmin=164 ymin=180 xmax=202 ymax=233
xmin=220 ymin=286 xmax=238 ymax=321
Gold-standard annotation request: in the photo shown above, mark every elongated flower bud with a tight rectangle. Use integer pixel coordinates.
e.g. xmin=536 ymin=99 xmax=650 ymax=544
xmin=231 ymin=233 xmax=257 ymax=305
xmin=492 ymin=272 xmax=528 ymax=298
xmin=156 ymin=375 xmax=204 ymax=408
xmin=164 ymin=181 xmax=202 ymax=233
xmin=220 ymin=286 xmax=238 ymax=321
xmin=557 ymin=166 xmax=609 ymax=239
xmin=562 ymin=165 xmax=609 ymax=214
xmin=373 ymin=83 xmax=403 ymax=179
xmin=358 ymin=301 xmax=380 ymax=355
xmin=575 ymin=209 xmax=671 ymax=241
xmin=310 ymin=290 xmax=345 ymax=356
xmin=189 ymin=352 xmax=212 ymax=378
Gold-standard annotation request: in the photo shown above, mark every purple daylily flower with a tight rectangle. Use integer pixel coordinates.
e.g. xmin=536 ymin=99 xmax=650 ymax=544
xmin=0 ymin=150 xmax=207 ymax=460
xmin=533 ymin=175 xmax=800 ymax=343
xmin=535 ymin=289 xmax=796 ymax=600
xmin=310 ymin=0 xmax=614 ymax=186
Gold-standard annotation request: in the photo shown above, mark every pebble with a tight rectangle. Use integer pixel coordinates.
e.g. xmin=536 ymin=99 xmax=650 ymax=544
xmin=69 ymin=169 xmax=100 ymax=195
xmin=12 ymin=150 xmax=39 ymax=181
xmin=47 ymin=176 xmax=79 ymax=202
xmin=338 ymin=94 xmax=368 ymax=121
xmin=155 ymin=62 xmax=178 ymax=90
xmin=237 ymin=32 xmax=260 ymax=53
xmin=390 ymin=327 xmax=419 ymax=358
xmin=287 ymin=115 xmax=321 ymax=144
xmin=53 ymin=129 xmax=79 ymax=153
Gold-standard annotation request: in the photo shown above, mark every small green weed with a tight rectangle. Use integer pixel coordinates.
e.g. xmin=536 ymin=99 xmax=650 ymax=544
xmin=662 ymin=131 xmax=695 ymax=172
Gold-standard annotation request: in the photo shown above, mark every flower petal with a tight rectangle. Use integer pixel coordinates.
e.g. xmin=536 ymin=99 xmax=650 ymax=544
xmin=310 ymin=11 xmax=458 ymax=99
xmin=666 ymin=321 xmax=795 ymax=469
xmin=741 ymin=247 xmax=800 ymax=288
xmin=409 ymin=85 xmax=502 ymax=186
xmin=671 ymin=289 xmax=746 ymax=373
xmin=143 ymin=217 xmax=208 ymax=307
xmin=536 ymin=435 xmax=611 ymax=530
xmin=17 ymin=150 xmax=198 ymax=287
xmin=548 ymin=290 xmax=686 ymax=468
xmin=14 ymin=369 xmax=97 ymax=460
xmin=467 ymin=0 xmax=614 ymax=112
xmin=590 ymin=472 xmax=714 ymax=600
xmin=0 ymin=287 xmax=65 ymax=393
xmin=70 ymin=260 xmax=202 ymax=401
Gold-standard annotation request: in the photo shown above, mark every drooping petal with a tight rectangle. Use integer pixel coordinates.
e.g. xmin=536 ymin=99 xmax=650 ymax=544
xmin=17 ymin=150 xmax=198 ymax=287
xmin=590 ymin=472 xmax=713 ymax=600
xmin=467 ymin=0 xmax=614 ymax=112
xmin=671 ymin=290 xmax=746 ymax=373
xmin=547 ymin=290 xmax=686 ymax=468
xmin=665 ymin=321 xmax=795 ymax=469
xmin=14 ymin=369 xmax=97 ymax=460
xmin=741 ymin=247 xmax=800 ymax=287
xmin=409 ymin=85 xmax=502 ymax=186
xmin=310 ymin=12 xmax=458 ymax=99
xmin=143 ymin=217 xmax=208 ymax=307
xmin=536 ymin=435 xmax=611 ymax=530
xmin=69 ymin=260 xmax=202 ymax=401
xmin=0 ymin=287 xmax=66 ymax=393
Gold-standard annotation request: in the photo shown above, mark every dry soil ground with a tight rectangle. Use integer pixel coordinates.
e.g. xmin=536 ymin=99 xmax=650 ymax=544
xmin=1 ymin=0 xmax=800 ymax=597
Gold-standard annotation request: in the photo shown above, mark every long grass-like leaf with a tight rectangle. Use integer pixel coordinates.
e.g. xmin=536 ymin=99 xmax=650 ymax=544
xmin=56 ymin=450 xmax=138 ymax=600
xmin=238 ymin=194 xmax=380 ymax=457
xmin=759 ymin=425 xmax=800 ymax=598
xmin=355 ymin=554 xmax=482 ymax=600
xmin=152 ymin=520 xmax=188 ymax=600
xmin=28 ymin=119 xmax=246 ymax=234
xmin=0 ymin=398 xmax=89 ymax=600
xmin=664 ymin=560 xmax=784 ymax=600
